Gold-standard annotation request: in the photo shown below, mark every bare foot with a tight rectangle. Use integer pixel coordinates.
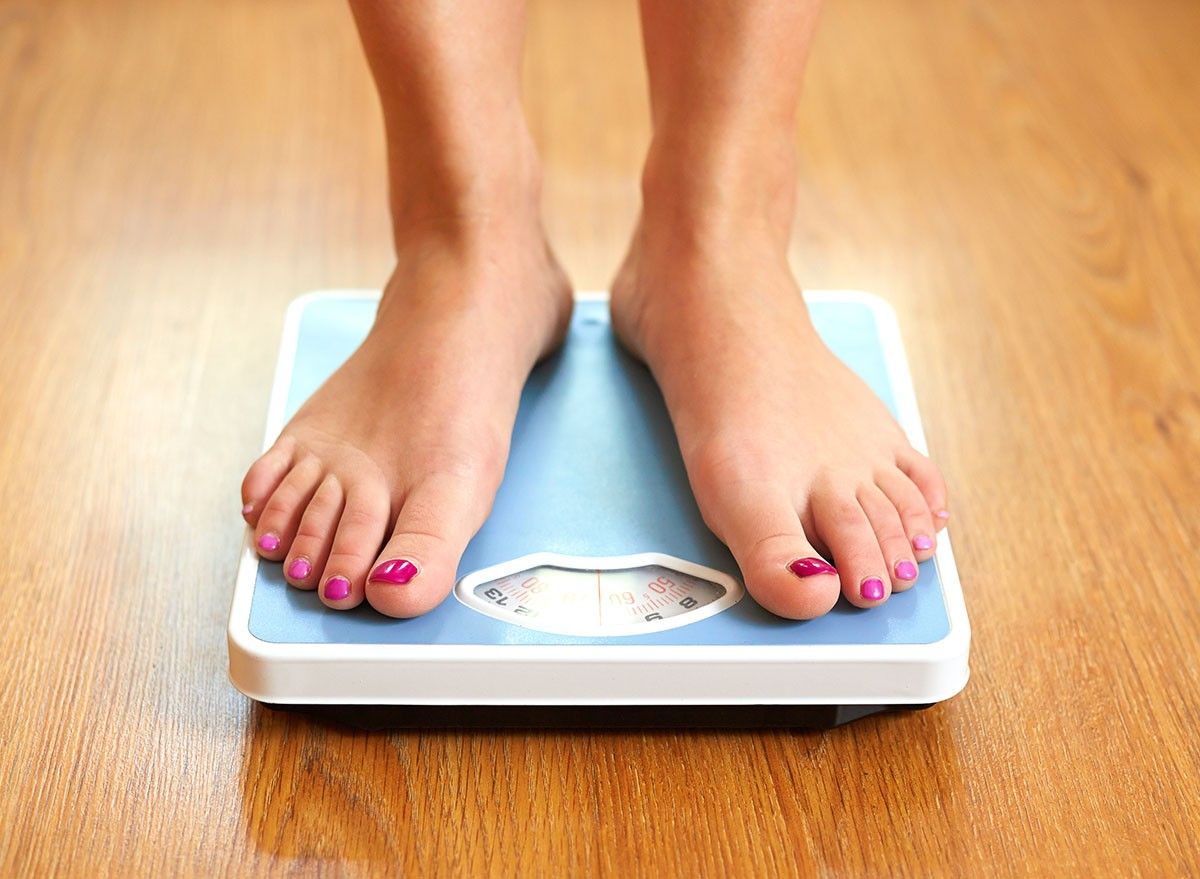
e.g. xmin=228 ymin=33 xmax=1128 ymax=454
xmin=242 ymin=216 xmax=571 ymax=617
xmin=612 ymin=197 xmax=949 ymax=619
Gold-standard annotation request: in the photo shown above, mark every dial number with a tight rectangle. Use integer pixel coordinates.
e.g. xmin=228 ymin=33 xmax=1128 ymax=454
xmin=458 ymin=560 xmax=741 ymax=636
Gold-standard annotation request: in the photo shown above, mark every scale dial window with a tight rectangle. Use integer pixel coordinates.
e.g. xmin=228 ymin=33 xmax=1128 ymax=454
xmin=455 ymin=557 xmax=743 ymax=636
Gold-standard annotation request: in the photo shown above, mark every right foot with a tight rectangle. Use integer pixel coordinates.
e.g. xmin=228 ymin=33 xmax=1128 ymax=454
xmin=241 ymin=217 xmax=571 ymax=617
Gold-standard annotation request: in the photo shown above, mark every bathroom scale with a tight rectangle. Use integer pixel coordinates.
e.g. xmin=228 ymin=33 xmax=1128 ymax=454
xmin=227 ymin=290 xmax=970 ymax=729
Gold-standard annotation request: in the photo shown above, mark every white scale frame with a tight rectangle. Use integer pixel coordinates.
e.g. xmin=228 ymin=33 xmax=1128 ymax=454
xmin=228 ymin=291 xmax=971 ymax=708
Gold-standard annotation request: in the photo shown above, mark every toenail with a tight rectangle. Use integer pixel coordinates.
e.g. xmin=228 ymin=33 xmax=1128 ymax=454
xmin=895 ymin=559 xmax=918 ymax=581
xmin=287 ymin=558 xmax=312 ymax=581
xmin=913 ymin=534 xmax=934 ymax=551
xmin=242 ymin=502 xmax=254 ymax=516
xmin=861 ymin=577 xmax=886 ymax=601
xmin=936 ymin=510 xmax=950 ymax=520
xmin=324 ymin=576 xmax=351 ymax=601
xmin=788 ymin=557 xmax=837 ymax=578
xmin=257 ymin=533 xmax=280 ymax=553
xmin=369 ymin=558 xmax=419 ymax=585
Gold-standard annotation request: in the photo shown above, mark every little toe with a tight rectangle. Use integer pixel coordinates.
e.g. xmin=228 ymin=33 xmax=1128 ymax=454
xmin=875 ymin=467 xmax=938 ymax=562
xmin=812 ymin=489 xmax=890 ymax=608
xmin=365 ymin=473 xmax=493 ymax=619
xmin=707 ymin=491 xmax=841 ymax=620
xmin=252 ymin=456 xmax=323 ymax=560
xmin=896 ymin=448 xmax=950 ymax=530
xmin=858 ymin=484 xmax=920 ymax=595
xmin=319 ymin=482 xmax=391 ymax=610
xmin=240 ymin=438 xmax=295 ymax=525
xmin=282 ymin=474 xmax=345 ymax=590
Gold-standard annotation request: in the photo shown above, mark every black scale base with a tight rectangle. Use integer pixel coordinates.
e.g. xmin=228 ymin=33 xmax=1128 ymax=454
xmin=266 ymin=702 xmax=934 ymax=731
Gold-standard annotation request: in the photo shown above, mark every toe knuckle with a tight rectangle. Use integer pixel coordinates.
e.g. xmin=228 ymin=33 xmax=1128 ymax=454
xmin=261 ymin=497 xmax=293 ymax=518
xmin=690 ymin=436 xmax=776 ymax=495
xmin=294 ymin=521 xmax=327 ymax=543
xmin=746 ymin=531 xmax=802 ymax=563
xmin=392 ymin=527 xmax=449 ymax=551
xmin=324 ymin=551 xmax=365 ymax=573
xmin=689 ymin=443 xmax=737 ymax=492
xmin=296 ymin=454 xmax=324 ymax=475
xmin=341 ymin=504 xmax=383 ymax=530
xmin=426 ymin=432 xmax=508 ymax=481
xmin=824 ymin=500 xmax=863 ymax=529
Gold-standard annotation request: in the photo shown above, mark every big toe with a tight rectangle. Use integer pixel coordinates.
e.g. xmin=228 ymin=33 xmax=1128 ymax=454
xmin=365 ymin=472 xmax=495 ymax=619
xmin=705 ymin=490 xmax=841 ymax=620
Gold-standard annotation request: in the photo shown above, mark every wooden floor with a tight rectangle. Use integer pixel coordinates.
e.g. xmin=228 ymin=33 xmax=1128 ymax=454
xmin=2 ymin=0 xmax=1199 ymax=875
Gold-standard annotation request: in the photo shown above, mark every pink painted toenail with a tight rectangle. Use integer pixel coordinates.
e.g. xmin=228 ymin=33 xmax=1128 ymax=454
xmin=861 ymin=577 xmax=886 ymax=601
xmin=788 ymin=557 xmax=837 ymax=578
xmin=913 ymin=534 xmax=934 ymax=551
xmin=242 ymin=502 xmax=254 ymax=516
xmin=369 ymin=558 xmax=418 ymax=585
xmin=936 ymin=510 xmax=950 ymax=520
xmin=257 ymin=533 xmax=280 ymax=553
xmin=895 ymin=559 xmax=918 ymax=581
xmin=324 ymin=576 xmax=351 ymax=601
xmin=287 ymin=558 xmax=311 ymax=581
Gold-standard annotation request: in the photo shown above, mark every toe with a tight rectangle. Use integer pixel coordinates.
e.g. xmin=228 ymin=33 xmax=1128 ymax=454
xmin=252 ymin=456 xmax=324 ymax=560
xmin=365 ymin=472 xmax=495 ymax=619
xmin=282 ymin=474 xmax=345 ymax=590
xmin=811 ymin=487 xmax=890 ymax=608
xmin=875 ymin=467 xmax=938 ymax=562
xmin=704 ymin=489 xmax=841 ymax=620
xmin=319 ymin=481 xmax=391 ymax=610
xmin=896 ymin=448 xmax=950 ymax=530
xmin=240 ymin=438 xmax=295 ymax=525
xmin=857 ymin=484 xmax=920 ymax=595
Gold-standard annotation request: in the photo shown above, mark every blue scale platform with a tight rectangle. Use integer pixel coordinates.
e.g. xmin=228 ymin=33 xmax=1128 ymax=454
xmin=247 ymin=296 xmax=951 ymax=648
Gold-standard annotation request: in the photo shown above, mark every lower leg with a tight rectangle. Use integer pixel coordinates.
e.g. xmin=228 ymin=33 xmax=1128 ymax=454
xmin=635 ymin=0 xmax=818 ymax=242
xmin=242 ymin=0 xmax=571 ymax=618
xmin=614 ymin=0 xmax=950 ymax=619
xmin=349 ymin=0 xmax=540 ymax=232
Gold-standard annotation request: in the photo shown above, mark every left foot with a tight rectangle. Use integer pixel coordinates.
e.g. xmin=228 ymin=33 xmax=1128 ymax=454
xmin=611 ymin=155 xmax=950 ymax=619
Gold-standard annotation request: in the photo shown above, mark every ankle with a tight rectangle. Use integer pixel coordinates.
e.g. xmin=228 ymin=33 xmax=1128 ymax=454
xmin=386 ymin=118 xmax=545 ymax=243
xmin=380 ymin=199 xmax=572 ymax=358
xmin=639 ymin=131 xmax=797 ymax=244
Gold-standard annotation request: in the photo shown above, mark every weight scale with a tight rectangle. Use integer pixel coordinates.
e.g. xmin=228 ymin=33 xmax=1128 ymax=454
xmin=227 ymin=290 xmax=970 ymax=728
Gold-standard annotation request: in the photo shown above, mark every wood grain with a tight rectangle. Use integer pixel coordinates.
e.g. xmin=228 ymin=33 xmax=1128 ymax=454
xmin=2 ymin=0 xmax=1199 ymax=875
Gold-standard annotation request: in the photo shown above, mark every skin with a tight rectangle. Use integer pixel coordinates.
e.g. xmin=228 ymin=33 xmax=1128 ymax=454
xmin=611 ymin=0 xmax=949 ymax=616
xmin=241 ymin=0 xmax=951 ymax=619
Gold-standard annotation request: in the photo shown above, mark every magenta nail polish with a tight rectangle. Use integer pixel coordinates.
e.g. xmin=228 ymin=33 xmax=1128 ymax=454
xmin=788 ymin=557 xmax=837 ymax=578
xmin=324 ymin=576 xmax=351 ymax=601
xmin=369 ymin=558 xmax=418 ymax=585
xmin=861 ymin=577 xmax=885 ymax=601
xmin=935 ymin=510 xmax=950 ymax=520
xmin=257 ymin=533 xmax=280 ymax=553
xmin=287 ymin=558 xmax=311 ymax=580
xmin=242 ymin=502 xmax=254 ymax=516
xmin=913 ymin=534 xmax=934 ymax=551
xmin=895 ymin=559 xmax=918 ymax=581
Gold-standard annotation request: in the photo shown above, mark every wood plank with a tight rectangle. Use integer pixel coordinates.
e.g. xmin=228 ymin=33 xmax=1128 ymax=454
xmin=1 ymin=0 xmax=1197 ymax=874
